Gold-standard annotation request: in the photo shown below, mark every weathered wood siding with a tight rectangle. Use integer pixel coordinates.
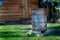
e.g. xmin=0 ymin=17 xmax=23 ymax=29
xmin=31 ymin=0 xmax=38 ymax=9
xmin=0 ymin=0 xmax=39 ymax=22
xmin=0 ymin=0 xmax=32 ymax=22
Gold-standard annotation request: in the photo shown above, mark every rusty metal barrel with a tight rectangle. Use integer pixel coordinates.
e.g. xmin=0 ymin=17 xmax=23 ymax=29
xmin=32 ymin=8 xmax=47 ymax=33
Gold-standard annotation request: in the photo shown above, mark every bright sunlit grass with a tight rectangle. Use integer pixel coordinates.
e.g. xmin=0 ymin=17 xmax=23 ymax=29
xmin=47 ymin=23 xmax=60 ymax=27
xmin=0 ymin=24 xmax=60 ymax=40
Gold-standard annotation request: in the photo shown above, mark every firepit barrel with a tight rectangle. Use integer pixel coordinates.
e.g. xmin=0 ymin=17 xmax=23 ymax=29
xmin=32 ymin=8 xmax=47 ymax=34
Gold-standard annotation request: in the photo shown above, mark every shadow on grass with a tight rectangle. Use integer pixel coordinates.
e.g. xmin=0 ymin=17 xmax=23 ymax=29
xmin=0 ymin=29 xmax=35 ymax=37
xmin=0 ymin=20 xmax=31 ymax=25
xmin=1 ymin=26 xmax=60 ymax=37
xmin=45 ymin=26 xmax=60 ymax=36
xmin=0 ymin=32 xmax=36 ymax=37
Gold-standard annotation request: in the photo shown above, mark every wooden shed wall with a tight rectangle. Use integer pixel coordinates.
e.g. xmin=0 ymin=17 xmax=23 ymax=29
xmin=0 ymin=0 xmax=38 ymax=22
xmin=0 ymin=0 xmax=31 ymax=22
xmin=31 ymin=0 xmax=38 ymax=9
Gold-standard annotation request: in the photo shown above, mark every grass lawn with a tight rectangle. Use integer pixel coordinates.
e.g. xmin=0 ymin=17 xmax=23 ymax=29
xmin=0 ymin=23 xmax=60 ymax=40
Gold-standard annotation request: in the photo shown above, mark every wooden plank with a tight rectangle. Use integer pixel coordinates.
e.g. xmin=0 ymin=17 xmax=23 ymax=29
xmin=0 ymin=0 xmax=32 ymax=22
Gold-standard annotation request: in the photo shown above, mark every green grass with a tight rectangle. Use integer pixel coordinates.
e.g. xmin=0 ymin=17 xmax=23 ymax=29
xmin=47 ymin=23 xmax=60 ymax=27
xmin=0 ymin=24 xmax=60 ymax=40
